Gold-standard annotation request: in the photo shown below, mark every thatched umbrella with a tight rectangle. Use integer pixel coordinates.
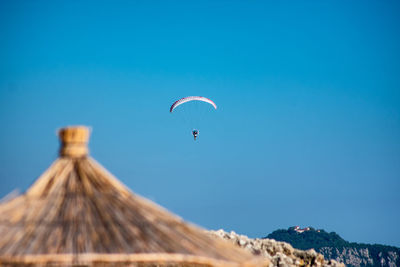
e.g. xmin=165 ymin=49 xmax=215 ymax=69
xmin=0 ymin=126 xmax=268 ymax=267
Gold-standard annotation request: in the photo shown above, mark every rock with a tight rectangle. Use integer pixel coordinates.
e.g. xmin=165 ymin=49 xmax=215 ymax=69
xmin=207 ymin=229 xmax=345 ymax=267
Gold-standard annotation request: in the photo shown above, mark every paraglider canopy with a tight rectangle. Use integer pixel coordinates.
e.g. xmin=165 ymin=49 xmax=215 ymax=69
xmin=170 ymin=96 xmax=217 ymax=113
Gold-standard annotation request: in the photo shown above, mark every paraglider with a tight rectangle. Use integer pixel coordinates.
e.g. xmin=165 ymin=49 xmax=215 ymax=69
xmin=192 ymin=129 xmax=199 ymax=140
xmin=170 ymin=96 xmax=217 ymax=140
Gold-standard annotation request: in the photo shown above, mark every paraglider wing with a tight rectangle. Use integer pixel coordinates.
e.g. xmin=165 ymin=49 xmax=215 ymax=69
xmin=170 ymin=96 xmax=217 ymax=112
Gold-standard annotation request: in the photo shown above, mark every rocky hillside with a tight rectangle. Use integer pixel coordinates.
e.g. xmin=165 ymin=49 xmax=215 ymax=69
xmin=207 ymin=229 xmax=344 ymax=267
xmin=267 ymin=227 xmax=400 ymax=267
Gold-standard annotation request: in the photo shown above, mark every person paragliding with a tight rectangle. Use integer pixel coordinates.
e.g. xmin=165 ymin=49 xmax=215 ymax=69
xmin=192 ymin=129 xmax=199 ymax=140
xmin=170 ymin=96 xmax=217 ymax=140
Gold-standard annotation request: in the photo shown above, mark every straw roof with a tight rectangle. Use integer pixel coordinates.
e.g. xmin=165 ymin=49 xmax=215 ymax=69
xmin=0 ymin=126 xmax=268 ymax=267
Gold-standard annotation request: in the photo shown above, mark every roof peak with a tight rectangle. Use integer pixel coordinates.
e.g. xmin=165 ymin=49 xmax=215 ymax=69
xmin=58 ymin=126 xmax=90 ymax=158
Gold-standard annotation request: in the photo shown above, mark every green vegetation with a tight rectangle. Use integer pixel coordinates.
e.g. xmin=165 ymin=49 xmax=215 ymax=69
xmin=266 ymin=227 xmax=400 ymax=267
xmin=266 ymin=227 xmax=347 ymax=250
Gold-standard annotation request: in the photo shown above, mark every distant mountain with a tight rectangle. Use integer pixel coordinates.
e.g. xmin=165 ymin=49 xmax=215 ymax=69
xmin=266 ymin=226 xmax=400 ymax=267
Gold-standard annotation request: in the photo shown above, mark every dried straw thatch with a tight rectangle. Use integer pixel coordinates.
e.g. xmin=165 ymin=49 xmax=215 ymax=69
xmin=0 ymin=126 xmax=268 ymax=267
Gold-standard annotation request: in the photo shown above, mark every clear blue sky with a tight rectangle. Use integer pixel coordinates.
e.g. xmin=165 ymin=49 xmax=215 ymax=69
xmin=1 ymin=1 xmax=399 ymax=247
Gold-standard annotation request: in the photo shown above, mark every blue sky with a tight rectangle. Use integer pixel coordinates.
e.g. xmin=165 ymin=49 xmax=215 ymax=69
xmin=1 ymin=1 xmax=399 ymax=247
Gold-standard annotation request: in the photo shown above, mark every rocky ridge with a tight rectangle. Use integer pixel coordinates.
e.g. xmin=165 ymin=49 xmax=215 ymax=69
xmin=207 ymin=230 xmax=345 ymax=267
xmin=318 ymin=247 xmax=398 ymax=267
xmin=267 ymin=226 xmax=400 ymax=267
